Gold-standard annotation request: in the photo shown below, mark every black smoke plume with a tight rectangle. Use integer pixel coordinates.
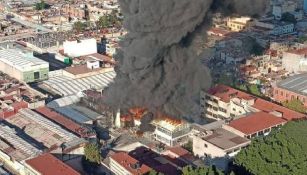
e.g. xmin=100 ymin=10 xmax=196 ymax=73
xmin=104 ymin=0 xmax=268 ymax=120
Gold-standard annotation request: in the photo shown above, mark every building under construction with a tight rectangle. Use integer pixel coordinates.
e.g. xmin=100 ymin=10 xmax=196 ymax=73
xmin=21 ymin=32 xmax=70 ymax=49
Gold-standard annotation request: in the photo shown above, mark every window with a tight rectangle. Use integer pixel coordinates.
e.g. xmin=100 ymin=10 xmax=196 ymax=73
xmin=219 ymin=107 xmax=227 ymax=113
xmin=204 ymin=144 xmax=208 ymax=148
xmin=213 ymin=99 xmax=218 ymax=103
xmin=230 ymin=113 xmax=236 ymax=117
xmin=280 ymin=91 xmax=283 ymax=96
xmin=34 ymin=72 xmax=40 ymax=79
xmin=232 ymin=108 xmax=236 ymax=111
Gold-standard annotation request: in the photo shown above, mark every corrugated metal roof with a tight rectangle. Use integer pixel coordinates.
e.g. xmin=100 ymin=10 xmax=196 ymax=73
xmin=43 ymin=70 xmax=116 ymax=96
xmin=0 ymin=49 xmax=49 ymax=72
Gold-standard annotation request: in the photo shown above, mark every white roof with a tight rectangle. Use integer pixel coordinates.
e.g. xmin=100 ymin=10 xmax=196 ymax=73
xmin=0 ymin=49 xmax=49 ymax=72
xmin=43 ymin=70 xmax=116 ymax=96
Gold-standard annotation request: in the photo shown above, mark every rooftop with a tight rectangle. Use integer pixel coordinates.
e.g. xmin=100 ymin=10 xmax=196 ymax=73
xmin=25 ymin=153 xmax=80 ymax=175
xmin=202 ymin=128 xmax=250 ymax=150
xmin=228 ymin=112 xmax=287 ymax=135
xmin=6 ymin=108 xmax=78 ymax=149
xmin=207 ymin=85 xmax=306 ymax=121
xmin=0 ymin=49 xmax=48 ymax=72
xmin=52 ymin=105 xmax=100 ymax=124
xmin=41 ymin=70 xmax=116 ymax=96
xmin=0 ymin=125 xmax=41 ymax=161
xmin=207 ymin=84 xmax=255 ymax=103
xmin=110 ymin=152 xmax=151 ymax=175
xmin=277 ymin=73 xmax=307 ymax=95
xmin=64 ymin=65 xmax=106 ymax=75
xmin=35 ymin=107 xmax=94 ymax=138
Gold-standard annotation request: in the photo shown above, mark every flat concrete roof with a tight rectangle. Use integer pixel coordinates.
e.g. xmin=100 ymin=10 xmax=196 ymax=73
xmin=277 ymin=73 xmax=307 ymax=95
xmin=202 ymin=128 xmax=250 ymax=150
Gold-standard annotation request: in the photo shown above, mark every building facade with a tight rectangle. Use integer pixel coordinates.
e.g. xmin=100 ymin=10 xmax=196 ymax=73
xmin=201 ymin=85 xmax=306 ymax=121
xmin=192 ymin=128 xmax=250 ymax=170
xmin=153 ymin=119 xmax=190 ymax=147
xmin=273 ymin=73 xmax=307 ymax=107
xmin=0 ymin=49 xmax=49 ymax=83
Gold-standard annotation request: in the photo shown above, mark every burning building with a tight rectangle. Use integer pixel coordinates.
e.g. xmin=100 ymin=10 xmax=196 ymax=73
xmin=152 ymin=115 xmax=191 ymax=147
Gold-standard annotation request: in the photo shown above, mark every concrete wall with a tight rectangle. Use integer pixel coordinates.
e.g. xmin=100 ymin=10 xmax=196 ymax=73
xmin=282 ymin=52 xmax=302 ymax=73
xmin=63 ymin=39 xmax=97 ymax=57
xmin=0 ymin=60 xmax=23 ymax=81
xmin=192 ymin=136 xmax=226 ymax=158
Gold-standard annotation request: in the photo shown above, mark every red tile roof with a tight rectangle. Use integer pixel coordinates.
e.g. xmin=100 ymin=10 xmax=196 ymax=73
xmin=35 ymin=107 xmax=93 ymax=138
xmin=208 ymin=85 xmax=306 ymax=121
xmin=111 ymin=152 xmax=151 ymax=175
xmin=252 ymin=98 xmax=306 ymax=121
xmin=167 ymin=147 xmax=190 ymax=157
xmin=228 ymin=112 xmax=287 ymax=135
xmin=25 ymin=153 xmax=80 ymax=175
xmin=207 ymin=84 xmax=255 ymax=103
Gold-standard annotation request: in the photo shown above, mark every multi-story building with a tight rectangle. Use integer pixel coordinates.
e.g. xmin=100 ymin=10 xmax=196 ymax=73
xmin=272 ymin=0 xmax=297 ymax=20
xmin=152 ymin=118 xmax=190 ymax=147
xmin=201 ymin=84 xmax=305 ymax=121
xmin=254 ymin=20 xmax=295 ymax=36
xmin=0 ymin=48 xmax=49 ymax=83
xmin=273 ymin=73 xmax=307 ymax=107
xmin=226 ymin=17 xmax=251 ymax=32
xmin=192 ymin=128 xmax=250 ymax=170
xmin=63 ymin=38 xmax=97 ymax=58
xmin=223 ymin=111 xmax=287 ymax=139
xmin=110 ymin=152 xmax=151 ymax=175
xmin=282 ymin=47 xmax=307 ymax=73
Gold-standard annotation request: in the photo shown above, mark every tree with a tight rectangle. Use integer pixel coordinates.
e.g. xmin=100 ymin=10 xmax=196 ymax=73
xmin=82 ymin=143 xmax=101 ymax=175
xmin=35 ymin=0 xmax=48 ymax=10
xmin=281 ymin=12 xmax=297 ymax=23
xmin=147 ymin=170 xmax=164 ymax=175
xmin=98 ymin=15 xmax=110 ymax=29
xmin=183 ymin=140 xmax=193 ymax=153
xmin=181 ymin=165 xmax=223 ymax=175
xmin=233 ymin=120 xmax=307 ymax=175
xmin=84 ymin=143 xmax=101 ymax=163
xmin=282 ymin=99 xmax=306 ymax=113
xmin=73 ymin=21 xmax=86 ymax=32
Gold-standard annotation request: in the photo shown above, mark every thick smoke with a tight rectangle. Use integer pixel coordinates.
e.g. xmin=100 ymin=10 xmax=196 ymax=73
xmin=104 ymin=0 xmax=268 ymax=120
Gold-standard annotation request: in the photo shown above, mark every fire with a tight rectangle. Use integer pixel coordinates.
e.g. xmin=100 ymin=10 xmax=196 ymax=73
xmin=129 ymin=107 xmax=147 ymax=120
xmin=155 ymin=112 xmax=182 ymax=126
xmin=128 ymin=107 xmax=182 ymax=126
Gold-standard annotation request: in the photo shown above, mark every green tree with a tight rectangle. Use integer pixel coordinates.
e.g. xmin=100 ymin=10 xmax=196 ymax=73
xmin=183 ymin=140 xmax=193 ymax=153
xmin=84 ymin=143 xmax=101 ymax=163
xmin=282 ymin=99 xmax=306 ymax=113
xmin=234 ymin=120 xmax=307 ymax=175
xmin=147 ymin=170 xmax=164 ymax=175
xmin=181 ymin=165 xmax=223 ymax=175
xmin=98 ymin=15 xmax=110 ymax=29
xmin=35 ymin=0 xmax=48 ymax=10
xmin=281 ymin=12 xmax=297 ymax=23
xmin=82 ymin=143 xmax=101 ymax=174
xmin=73 ymin=21 xmax=86 ymax=32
